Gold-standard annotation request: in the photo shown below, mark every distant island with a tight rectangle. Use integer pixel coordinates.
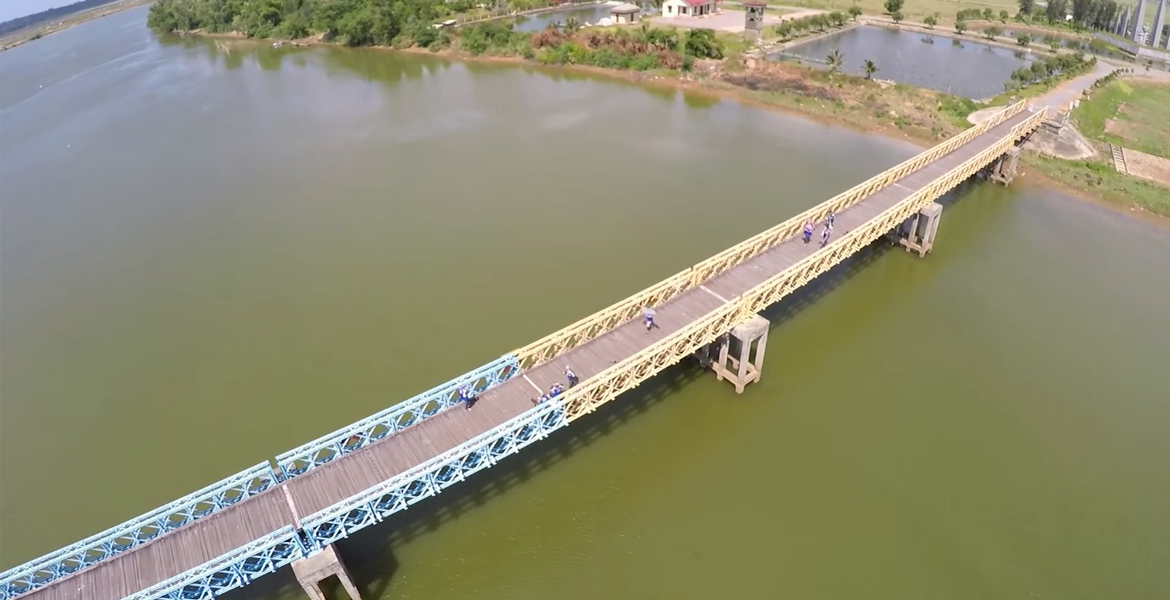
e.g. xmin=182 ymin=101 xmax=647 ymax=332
xmin=1 ymin=0 xmax=123 ymax=35
xmin=0 ymin=0 xmax=152 ymax=51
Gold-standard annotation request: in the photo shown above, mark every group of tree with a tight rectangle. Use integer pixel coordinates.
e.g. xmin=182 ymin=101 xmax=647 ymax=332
xmin=1004 ymin=53 xmax=1095 ymax=91
xmin=528 ymin=23 xmax=723 ymax=71
xmin=147 ymin=0 xmax=468 ymax=46
xmin=772 ymin=11 xmax=849 ymax=39
xmin=883 ymin=0 xmax=903 ymax=23
xmin=1015 ymin=0 xmax=1123 ymax=32
xmin=822 ymin=48 xmax=880 ymax=80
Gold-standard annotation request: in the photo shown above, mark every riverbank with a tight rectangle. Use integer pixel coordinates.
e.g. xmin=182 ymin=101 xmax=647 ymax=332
xmin=201 ymin=29 xmax=1165 ymax=223
xmin=0 ymin=0 xmax=153 ymax=52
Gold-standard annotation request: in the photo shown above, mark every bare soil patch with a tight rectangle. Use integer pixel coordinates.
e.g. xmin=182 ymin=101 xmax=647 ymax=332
xmin=1122 ymin=148 xmax=1170 ymax=187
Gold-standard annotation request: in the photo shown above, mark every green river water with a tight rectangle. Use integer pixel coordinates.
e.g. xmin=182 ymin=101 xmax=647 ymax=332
xmin=2 ymin=7 xmax=1169 ymax=600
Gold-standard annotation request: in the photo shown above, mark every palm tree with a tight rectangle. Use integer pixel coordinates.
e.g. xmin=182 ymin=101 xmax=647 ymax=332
xmin=826 ymin=49 xmax=843 ymax=76
xmin=863 ymin=59 xmax=878 ymax=79
xmin=563 ymin=16 xmax=581 ymax=33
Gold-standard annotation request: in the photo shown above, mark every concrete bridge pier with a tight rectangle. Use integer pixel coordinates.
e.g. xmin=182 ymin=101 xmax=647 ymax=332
xmin=989 ymin=146 xmax=1021 ymax=185
xmin=291 ymin=545 xmax=363 ymax=600
xmin=899 ymin=202 xmax=943 ymax=257
xmin=711 ymin=314 xmax=769 ymax=393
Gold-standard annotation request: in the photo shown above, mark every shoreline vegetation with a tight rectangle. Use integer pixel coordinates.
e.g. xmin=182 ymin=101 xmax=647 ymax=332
xmin=139 ymin=0 xmax=1164 ymax=222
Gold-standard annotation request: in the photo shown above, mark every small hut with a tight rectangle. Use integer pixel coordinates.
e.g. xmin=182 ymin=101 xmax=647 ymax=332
xmin=610 ymin=3 xmax=641 ymax=24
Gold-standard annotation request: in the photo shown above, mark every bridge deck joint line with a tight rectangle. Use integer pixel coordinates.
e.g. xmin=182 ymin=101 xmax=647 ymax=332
xmin=699 ymin=285 xmax=731 ymax=304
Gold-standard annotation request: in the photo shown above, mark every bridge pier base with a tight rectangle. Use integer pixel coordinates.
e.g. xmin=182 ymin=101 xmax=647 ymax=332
xmin=990 ymin=147 xmax=1021 ymax=185
xmin=712 ymin=314 xmax=769 ymax=394
xmin=291 ymin=545 xmax=363 ymax=600
xmin=899 ymin=202 xmax=943 ymax=258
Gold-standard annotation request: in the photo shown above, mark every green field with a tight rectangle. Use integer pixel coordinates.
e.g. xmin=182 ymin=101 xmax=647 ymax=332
xmin=1026 ymin=154 xmax=1170 ymax=217
xmin=772 ymin=0 xmax=1019 ymax=22
xmin=1074 ymin=79 xmax=1170 ymax=158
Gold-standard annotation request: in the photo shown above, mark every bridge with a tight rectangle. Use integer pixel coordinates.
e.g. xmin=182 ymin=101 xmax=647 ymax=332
xmin=2 ymin=101 xmax=1045 ymax=600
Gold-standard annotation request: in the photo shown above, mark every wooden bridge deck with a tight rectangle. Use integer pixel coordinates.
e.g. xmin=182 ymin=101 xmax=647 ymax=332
xmin=24 ymin=110 xmax=1034 ymax=600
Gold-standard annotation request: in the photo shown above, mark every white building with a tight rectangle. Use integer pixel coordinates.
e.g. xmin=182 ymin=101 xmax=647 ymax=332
xmin=661 ymin=0 xmax=722 ymax=18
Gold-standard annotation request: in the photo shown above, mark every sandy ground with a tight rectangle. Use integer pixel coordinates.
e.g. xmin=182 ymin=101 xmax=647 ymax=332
xmin=1121 ymin=148 xmax=1170 ymax=186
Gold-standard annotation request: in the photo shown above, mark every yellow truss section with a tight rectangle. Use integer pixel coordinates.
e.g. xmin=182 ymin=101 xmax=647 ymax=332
xmin=552 ymin=106 xmax=1047 ymax=423
xmin=511 ymin=100 xmax=1038 ymax=372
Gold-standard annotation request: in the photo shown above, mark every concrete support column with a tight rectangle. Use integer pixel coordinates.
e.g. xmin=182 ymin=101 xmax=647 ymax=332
xmin=899 ymin=202 xmax=943 ymax=258
xmin=990 ymin=146 xmax=1021 ymax=186
xmin=710 ymin=314 xmax=769 ymax=394
xmin=292 ymin=545 xmax=363 ymax=600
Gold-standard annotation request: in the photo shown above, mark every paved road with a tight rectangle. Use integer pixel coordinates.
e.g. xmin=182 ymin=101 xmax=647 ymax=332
xmin=968 ymin=61 xmax=1118 ymax=124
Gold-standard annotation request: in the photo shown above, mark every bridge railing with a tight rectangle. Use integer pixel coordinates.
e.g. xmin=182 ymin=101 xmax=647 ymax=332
xmin=298 ymin=400 xmax=568 ymax=549
xmin=509 ymin=100 xmax=1029 ymax=371
xmin=0 ymin=462 xmax=279 ymax=600
xmin=274 ymin=355 xmax=521 ymax=480
xmin=557 ymin=103 xmax=1044 ymax=424
xmin=124 ymin=526 xmax=306 ymax=600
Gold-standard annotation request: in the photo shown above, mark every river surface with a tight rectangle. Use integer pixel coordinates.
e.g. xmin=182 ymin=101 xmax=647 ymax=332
xmin=779 ymin=26 xmax=1032 ymax=98
xmin=3 ymin=7 xmax=1170 ymax=600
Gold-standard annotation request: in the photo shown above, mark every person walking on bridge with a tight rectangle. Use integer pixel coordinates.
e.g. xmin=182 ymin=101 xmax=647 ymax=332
xmin=565 ymin=366 xmax=579 ymax=387
xmin=459 ymin=386 xmax=477 ymax=410
xmin=827 ymin=211 xmax=835 ymax=229
xmin=642 ymin=306 xmax=658 ymax=332
xmin=803 ymin=219 xmax=814 ymax=244
xmin=820 ymin=224 xmax=831 ymax=247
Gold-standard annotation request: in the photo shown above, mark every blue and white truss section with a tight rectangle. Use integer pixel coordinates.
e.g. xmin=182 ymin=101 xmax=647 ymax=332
xmin=0 ymin=463 xmax=278 ymax=599
xmin=125 ymin=527 xmax=307 ymax=600
xmin=274 ymin=355 xmax=521 ymax=480
xmin=300 ymin=399 xmax=568 ymax=549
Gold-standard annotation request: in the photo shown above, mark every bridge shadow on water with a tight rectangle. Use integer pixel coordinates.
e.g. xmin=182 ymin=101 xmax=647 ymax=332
xmin=226 ymin=178 xmax=985 ymax=600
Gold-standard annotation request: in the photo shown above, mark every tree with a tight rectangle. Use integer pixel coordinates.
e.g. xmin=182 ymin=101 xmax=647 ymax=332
xmin=954 ymin=18 xmax=967 ymax=34
xmin=984 ymin=25 xmax=1001 ymax=40
xmin=1071 ymin=0 xmax=1092 ymax=24
xmin=563 ymin=16 xmax=581 ymax=33
xmin=683 ymin=28 xmax=723 ymax=59
xmin=1017 ymin=33 xmax=1032 ymax=45
xmin=1000 ymin=10 xmax=1010 ymax=22
xmin=923 ymin=14 xmax=937 ymax=28
xmin=982 ymin=8 xmax=994 ymax=20
xmin=1018 ymin=0 xmax=1035 ymax=16
xmin=829 ymin=11 xmax=847 ymax=27
xmin=883 ymin=0 xmax=903 ymax=16
xmin=826 ymin=48 xmax=843 ymax=76
xmin=1046 ymin=0 xmax=1067 ymax=23
xmin=863 ymin=59 xmax=878 ymax=79
xmin=891 ymin=10 xmax=903 ymax=23
xmin=848 ymin=5 xmax=862 ymax=21
xmin=1046 ymin=35 xmax=1061 ymax=51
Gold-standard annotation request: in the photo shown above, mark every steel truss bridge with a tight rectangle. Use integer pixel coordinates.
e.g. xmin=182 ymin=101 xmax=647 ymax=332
xmin=2 ymin=101 xmax=1046 ymax=600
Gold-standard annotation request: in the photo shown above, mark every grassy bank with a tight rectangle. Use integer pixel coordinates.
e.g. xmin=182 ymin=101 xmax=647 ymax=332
xmin=1024 ymin=154 xmax=1170 ymax=218
xmin=1073 ymin=79 xmax=1170 ymax=158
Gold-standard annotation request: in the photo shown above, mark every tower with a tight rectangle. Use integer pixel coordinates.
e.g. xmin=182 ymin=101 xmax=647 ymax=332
xmin=1133 ymin=0 xmax=1148 ymax=43
xmin=1151 ymin=0 xmax=1167 ymax=46
xmin=743 ymin=0 xmax=766 ymax=42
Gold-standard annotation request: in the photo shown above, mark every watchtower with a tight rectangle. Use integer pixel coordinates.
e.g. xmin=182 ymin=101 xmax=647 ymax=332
xmin=743 ymin=0 xmax=766 ymax=42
